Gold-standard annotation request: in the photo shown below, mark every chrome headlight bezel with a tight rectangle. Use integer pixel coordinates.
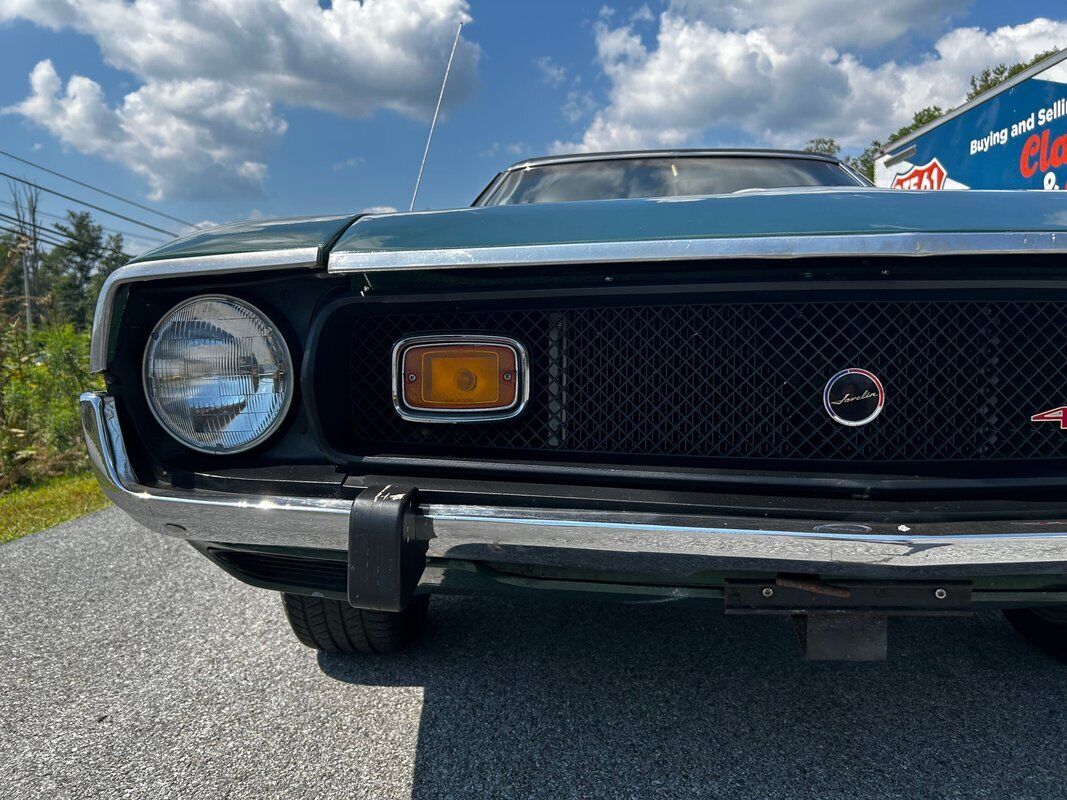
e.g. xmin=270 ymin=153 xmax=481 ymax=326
xmin=142 ymin=294 xmax=294 ymax=455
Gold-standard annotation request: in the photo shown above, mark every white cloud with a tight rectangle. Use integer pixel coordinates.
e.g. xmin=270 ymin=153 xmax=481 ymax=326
xmin=0 ymin=0 xmax=477 ymax=199
xmin=361 ymin=205 xmax=398 ymax=214
xmin=535 ymin=56 xmax=567 ymax=86
xmin=555 ymin=7 xmax=1067 ymax=154
xmin=630 ymin=4 xmax=654 ymax=24
xmin=562 ymin=89 xmax=597 ymax=123
xmin=332 ymin=156 xmax=365 ymax=173
xmin=669 ymin=0 xmax=972 ymax=49
xmin=10 ymin=60 xmax=286 ymax=200
xmin=480 ymin=141 xmax=526 ymax=160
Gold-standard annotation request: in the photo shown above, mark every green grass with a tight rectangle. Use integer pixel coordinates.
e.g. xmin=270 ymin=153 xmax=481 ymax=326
xmin=0 ymin=472 xmax=110 ymax=544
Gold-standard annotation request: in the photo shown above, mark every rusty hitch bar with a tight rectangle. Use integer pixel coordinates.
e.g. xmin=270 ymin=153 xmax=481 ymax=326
xmin=724 ymin=578 xmax=973 ymax=661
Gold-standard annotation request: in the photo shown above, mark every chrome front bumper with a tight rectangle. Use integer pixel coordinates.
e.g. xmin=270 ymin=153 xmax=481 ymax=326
xmin=81 ymin=392 xmax=1067 ymax=579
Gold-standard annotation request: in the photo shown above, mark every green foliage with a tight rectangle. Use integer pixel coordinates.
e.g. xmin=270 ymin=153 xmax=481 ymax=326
xmin=0 ymin=319 xmax=100 ymax=491
xmin=850 ymin=106 xmax=945 ymax=181
xmin=967 ymin=49 xmax=1059 ymax=101
xmin=804 ymin=137 xmax=841 ymax=158
xmin=0 ymin=200 xmax=125 ymax=493
xmin=36 ymin=211 xmax=125 ymax=329
xmin=1 ymin=230 xmax=22 ymax=312
xmin=886 ymin=106 xmax=945 ymax=146
xmin=0 ymin=472 xmax=108 ymax=544
xmin=848 ymin=143 xmax=883 ymax=182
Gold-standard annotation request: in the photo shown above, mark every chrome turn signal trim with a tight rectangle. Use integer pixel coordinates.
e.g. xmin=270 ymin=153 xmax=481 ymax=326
xmin=391 ymin=334 xmax=530 ymax=423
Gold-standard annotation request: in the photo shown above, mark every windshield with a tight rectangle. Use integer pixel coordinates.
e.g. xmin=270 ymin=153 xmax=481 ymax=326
xmin=481 ymin=156 xmax=863 ymax=205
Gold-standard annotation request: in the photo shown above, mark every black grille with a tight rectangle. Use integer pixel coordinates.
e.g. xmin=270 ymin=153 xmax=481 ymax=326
xmin=343 ymin=296 xmax=1067 ymax=466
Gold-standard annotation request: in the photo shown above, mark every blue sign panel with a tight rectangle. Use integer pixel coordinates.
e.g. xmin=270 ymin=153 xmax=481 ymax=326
xmin=878 ymin=59 xmax=1067 ymax=191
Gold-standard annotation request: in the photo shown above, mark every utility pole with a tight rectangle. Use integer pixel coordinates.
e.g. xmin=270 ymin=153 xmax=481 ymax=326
xmin=9 ymin=182 xmax=38 ymax=340
xmin=21 ymin=243 xmax=31 ymax=337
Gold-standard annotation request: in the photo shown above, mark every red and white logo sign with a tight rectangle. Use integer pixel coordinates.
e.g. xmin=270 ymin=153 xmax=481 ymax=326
xmin=891 ymin=158 xmax=948 ymax=190
xmin=1032 ymin=406 xmax=1067 ymax=430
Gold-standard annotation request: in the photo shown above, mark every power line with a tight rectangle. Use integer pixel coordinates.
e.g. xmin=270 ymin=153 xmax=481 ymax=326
xmin=0 ymin=221 xmax=118 ymax=258
xmin=0 ymin=199 xmax=167 ymax=245
xmin=0 ymin=219 xmax=132 ymax=262
xmin=0 ymin=170 xmax=179 ymax=237
xmin=0 ymin=222 xmax=63 ymax=251
xmin=1 ymin=225 xmax=130 ymax=265
xmin=0 ymin=148 xmax=197 ymax=228
xmin=0 ymin=215 xmax=127 ymax=254
xmin=0 ymin=199 xmax=160 ymax=243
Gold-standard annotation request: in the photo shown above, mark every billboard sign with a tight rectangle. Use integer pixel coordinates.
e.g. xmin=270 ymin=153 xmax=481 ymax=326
xmin=875 ymin=56 xmax=1067 ymax=190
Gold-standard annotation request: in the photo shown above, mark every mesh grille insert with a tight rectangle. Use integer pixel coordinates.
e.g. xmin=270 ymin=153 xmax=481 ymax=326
xmin=343 ymin=297 xmax=1067 ymax=465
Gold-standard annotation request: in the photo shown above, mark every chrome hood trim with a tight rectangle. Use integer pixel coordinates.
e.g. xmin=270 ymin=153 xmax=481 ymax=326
xmin=89 ymin=247 xmax=319 ymax=373
xmin=328 ymin=231 xmax=1066 ymax=274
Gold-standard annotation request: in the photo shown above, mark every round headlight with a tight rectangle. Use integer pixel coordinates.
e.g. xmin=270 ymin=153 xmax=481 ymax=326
xmin=143 ymin=295 xmax=293 ymax=454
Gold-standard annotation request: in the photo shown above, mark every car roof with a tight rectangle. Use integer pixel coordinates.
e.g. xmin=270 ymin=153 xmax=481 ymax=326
xmin=471 ymin=148 xmax=861 ymax=206
xmin=501 ymin=149 xmax=843 ymax=171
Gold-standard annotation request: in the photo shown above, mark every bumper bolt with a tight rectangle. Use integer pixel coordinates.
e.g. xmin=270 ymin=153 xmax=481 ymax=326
xmin=934 ymin=588 xmax=948 ymax=600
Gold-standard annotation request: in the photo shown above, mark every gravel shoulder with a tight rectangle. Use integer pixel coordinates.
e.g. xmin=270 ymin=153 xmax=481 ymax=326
xmin=2 ymin=507 xmax=1066 ymax=799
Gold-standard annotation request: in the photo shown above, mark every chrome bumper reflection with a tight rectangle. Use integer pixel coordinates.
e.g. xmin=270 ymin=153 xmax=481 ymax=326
xmin=81 ymin=392 xmax=1067 ymax=578
xmin=80 ymin=392 xmax=352 ymax=550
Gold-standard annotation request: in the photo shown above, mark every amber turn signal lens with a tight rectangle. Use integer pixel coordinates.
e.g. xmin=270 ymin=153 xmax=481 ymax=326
xmin=394 ymin=337 xmax=526 ymax=420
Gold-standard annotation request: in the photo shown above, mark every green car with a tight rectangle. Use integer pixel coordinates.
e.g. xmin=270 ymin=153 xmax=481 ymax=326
xmin=81 ymin=149 xmax=1067 ymax=661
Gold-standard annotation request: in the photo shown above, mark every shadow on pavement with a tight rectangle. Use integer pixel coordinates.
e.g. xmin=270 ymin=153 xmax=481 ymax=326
xmin=318 ymin=596 xmax=1067 ymax=799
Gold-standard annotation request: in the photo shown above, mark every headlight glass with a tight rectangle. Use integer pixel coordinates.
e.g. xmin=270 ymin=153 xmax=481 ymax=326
xmin=143 ymin=295 xmax=293 ymax=453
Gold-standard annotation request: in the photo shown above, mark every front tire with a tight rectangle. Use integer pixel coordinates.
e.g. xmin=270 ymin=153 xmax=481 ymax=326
xmin=282 ymin=593 xmax=429 ymax=654
xmin=1004 ymin=606 xmax=1067 ymax=662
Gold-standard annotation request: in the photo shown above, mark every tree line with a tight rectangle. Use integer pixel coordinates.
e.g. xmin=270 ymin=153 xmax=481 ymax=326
xmin=0 ymin=185 xmax=127 ymax=489
xmin=805 ymin=50 xmax=1060 ymax=178
xmin=1 ymin=184 xmax=127 ymax=333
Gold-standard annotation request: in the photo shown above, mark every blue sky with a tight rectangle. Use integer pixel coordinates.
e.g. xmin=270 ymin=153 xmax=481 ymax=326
xmin=0 ymin=0 xmax=1065 ymax=253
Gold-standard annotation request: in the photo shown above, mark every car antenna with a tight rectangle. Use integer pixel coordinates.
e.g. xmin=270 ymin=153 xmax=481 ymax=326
xmin=410 ymin=21 xmax=464 ymax=212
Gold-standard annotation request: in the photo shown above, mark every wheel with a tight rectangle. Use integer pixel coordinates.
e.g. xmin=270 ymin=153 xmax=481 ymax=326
xmin=282 ymin=593 xmax=430 ymax=654
xmin=1003 ymin=606 xmax=1067 ymax=662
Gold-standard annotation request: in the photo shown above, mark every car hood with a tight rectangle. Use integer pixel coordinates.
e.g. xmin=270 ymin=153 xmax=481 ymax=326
xmin=127 ymin=190 xmax=1067 ymax=268
xmin=330 ymin=189 xmax=1067 ymax=258
xmin=129 ymin=214 xmax=359 ymax=265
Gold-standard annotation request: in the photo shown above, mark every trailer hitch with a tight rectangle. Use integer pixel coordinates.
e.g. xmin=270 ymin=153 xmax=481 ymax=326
xmin=724 ymin=578 xmax=973 ymax=661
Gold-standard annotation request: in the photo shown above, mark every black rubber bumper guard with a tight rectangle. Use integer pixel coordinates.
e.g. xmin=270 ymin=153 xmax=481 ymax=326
xmin=348 ymin=485 xmax=427 ymax=612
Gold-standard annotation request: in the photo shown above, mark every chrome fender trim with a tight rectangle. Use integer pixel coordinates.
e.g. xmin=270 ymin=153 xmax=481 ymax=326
xmin=89 ymin=247 xmax=320 ymax=373
xmin=79 ymin=392 xmax=351 ymax=550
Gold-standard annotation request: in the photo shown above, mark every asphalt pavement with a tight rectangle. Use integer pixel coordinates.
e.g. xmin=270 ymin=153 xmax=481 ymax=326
xmin=2 ymin=506 xmax=1067 ymax=799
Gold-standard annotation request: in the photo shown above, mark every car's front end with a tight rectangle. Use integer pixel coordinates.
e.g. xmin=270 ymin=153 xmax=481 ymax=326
xmin=82 ymin=159 xmax=1067 ymax=661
